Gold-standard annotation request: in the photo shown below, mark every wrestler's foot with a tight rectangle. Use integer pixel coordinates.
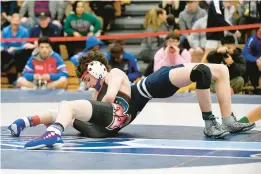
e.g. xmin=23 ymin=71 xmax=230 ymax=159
xmin=222 ymin=114 xmax=256 ymax=133
xmin=24 ymin=131 xmax=64 ymax=150
xmin=8 ymin=118 xmax=27 ymax=137
xmin=204 ymin=115 xmax=229 ymax=138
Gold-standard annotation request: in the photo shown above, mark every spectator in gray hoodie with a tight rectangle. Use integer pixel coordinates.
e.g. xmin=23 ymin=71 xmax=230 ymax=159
xmin=188 ymin=15 xmax=207 ymax=55
xmin=178 ymin=1 xmax=207 ymax=46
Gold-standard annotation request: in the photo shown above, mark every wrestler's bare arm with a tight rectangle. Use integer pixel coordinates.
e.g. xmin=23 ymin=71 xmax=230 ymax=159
xmin=102 ymin=68 xmax=125 ymax=103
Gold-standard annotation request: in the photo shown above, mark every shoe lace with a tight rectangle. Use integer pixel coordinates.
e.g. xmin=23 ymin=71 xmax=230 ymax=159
xmin=34 ymin=131 xmax=55 ymax=140
xmin=209 ymin=115 xmax=222 ymax=130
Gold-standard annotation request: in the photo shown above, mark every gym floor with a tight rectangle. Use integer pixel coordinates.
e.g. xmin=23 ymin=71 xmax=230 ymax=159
xmin=1 ymin=90 xmax=261 ymax=174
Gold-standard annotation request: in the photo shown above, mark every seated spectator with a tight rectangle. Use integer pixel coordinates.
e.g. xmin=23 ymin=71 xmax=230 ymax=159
xmin=206 ymin=0 xmax=240 ymax=49
xmin=206 ymin=36 xmax=246 ymax=94
xmin=1 ymin=1 xmax=19 ymax=29
xmin=19 ymin=1 xmax=65 ymax=30
xmin=89 ymin=1 xmax=115 ymax=32
xmin=105 ymin=41 xmax=141 ymax=83
xmin=64 ymin=1 xmax=101 ymax=37
xmin=154 ymin=32 xmax=191 ymax=72
xmin=165 ymin=14 xmax=178 ymax=31
xmin=1 ymin=13 xmax=35 ymax=83
xmin=139 ymin=8 xmax=168 ymax=62
xmin=30 ymin=12 xmax=61 ymax=38
xmin=188 ymin=15 xmax=207 ymax=55
xmin=70 ymin=36 xmax=104 ymax=66
xmin=158 ymin=0 xmax=186 ymax=24
xmin=178 ymin=1 xmax=207 ymax=47
xmin=30 ymin=12 xmax=61 ymax=53
xmin=64 ymin=1 xmax=102 ymax=56
xmin=242 ymin=27 xmax=261 ymax=91
xmin=223 ymin=1 xmax=236 ymax=25
xmin=17 ymin=36 xmax=68 ymax=89
xmin=234 ymin=1 xmax=261 ymax=43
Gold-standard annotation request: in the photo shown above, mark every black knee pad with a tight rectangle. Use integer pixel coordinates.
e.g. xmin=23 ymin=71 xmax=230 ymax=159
xmin=190 ymin=64 xmax=212 ymax=89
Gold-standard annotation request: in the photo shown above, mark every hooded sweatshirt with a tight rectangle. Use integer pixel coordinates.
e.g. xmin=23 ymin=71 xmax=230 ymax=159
xmin=22 ymin=48 xmax=68 ymax=81
xmin=178 ymin=6 xmax=207 ymax=37
xmin=70 ymin=36 xmax=104 ymax=66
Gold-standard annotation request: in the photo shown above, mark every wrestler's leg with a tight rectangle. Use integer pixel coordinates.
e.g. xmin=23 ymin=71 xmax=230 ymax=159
xmin=169 ymin=63 xmax=231 ymax=117
xmin=169 ymin=63 xmax=255 ymax=136
xmin=24 ymin=100 xmax=116 ymax=149
xmin=8 ymin=109 xmax=58 ymax=137
xmin=239 ymin=106 xmax=261 ymax=123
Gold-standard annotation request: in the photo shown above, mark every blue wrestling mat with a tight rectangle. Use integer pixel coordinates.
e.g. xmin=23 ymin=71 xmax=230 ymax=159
xmin=1 ymin=125 xmax=261 ymax=170
xmin=1 ymin=90 xmax=261 ymax=170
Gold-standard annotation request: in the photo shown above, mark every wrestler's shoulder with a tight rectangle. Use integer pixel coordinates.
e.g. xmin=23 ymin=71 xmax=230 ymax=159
xmin=110 ymin=68 xmax=126 ymax=75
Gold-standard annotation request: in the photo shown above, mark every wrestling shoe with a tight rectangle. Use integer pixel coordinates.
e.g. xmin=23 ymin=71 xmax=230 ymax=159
xmin=222 ymin=114 xmax=256 ymax=133
xmin=24 ymin=131 xmax=64 ymax=150
xmin=7 ymin=118 xmax=27 ymax=137
xmin=204 ymin=115 xmax=229 ymax=138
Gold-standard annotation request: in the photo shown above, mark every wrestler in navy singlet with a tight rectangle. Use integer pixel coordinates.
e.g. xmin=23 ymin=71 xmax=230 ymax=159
xmin=131 ymin=64 xmax=184 ymax=114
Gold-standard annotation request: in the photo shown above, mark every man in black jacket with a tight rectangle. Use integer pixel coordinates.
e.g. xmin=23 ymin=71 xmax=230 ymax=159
xmin=206 ymin=0 xmax=240 ymax=49
xmin=207 ymin=36 xmax=246 ymax=94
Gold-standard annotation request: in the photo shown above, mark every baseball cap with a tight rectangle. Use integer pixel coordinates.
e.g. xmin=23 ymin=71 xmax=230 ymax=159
xmin=39 ymin=12 xmax=50 ymax=19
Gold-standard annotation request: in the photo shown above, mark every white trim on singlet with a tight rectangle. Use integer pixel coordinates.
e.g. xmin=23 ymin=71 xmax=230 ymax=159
xmin=137 ymin=80 xmax=150 ymax=99
xmin=136 ymin=78 xmax=152 ymax=99
xmin=141 ymin=78 xmax=152 ymax=98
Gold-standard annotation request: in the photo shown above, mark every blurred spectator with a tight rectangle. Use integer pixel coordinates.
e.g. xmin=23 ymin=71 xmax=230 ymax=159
xmin=206 ymin=36 xmax=246 ymax=94
xmin=199 ymin=0 xmax=210 ymax=11
xmin=19 ymin=1 xmax=65 ymax=30
xmin=242 ymin=27 xmax=261 ymax=90
xmin=159 ymin=0 xmax=186 ymax=24
xmin=17 ymin=36 xmax=68 ymax=89
xmin=178 ymin=1 xmax=207 ymax=47
xmin=154 ymin=31 xmax=191 ymax=72
xmin=188 ymin=15 xmax=207 ymax=55
xmin=30 ymin=12 xmax=61 ymax=38
xmin=1 ymin=13 xmax=35 ymax=83
xmin=105 ymin=41 xmax=141 ymax=83
xmin=65 ymin=0 xmax=92 ymax=17
xmin=70 ymin=36 xmax=104 ymax=66
xmin=30 ymin=12 xmax=61 ymax=53
xmin=223 ymin=1 xmax=235 ymax=25
xmin=166 ymin=14 xmax=178 ymax=31
xmin=64 ymin=1 xmax=102 ymax=56
xmin=234 ymin=1 xmax=261 ymax=43
xmin=236 ymin=1 xmax=260 ymax=24
xmin=89 ymin=1 xmax=115 ymax=32
xmin=139 ymin=8 xmax=168 ymax=63
xmin=1 ymin=1 xmax=19 ymax=29
xmin=206 ymin=0 xmax=240 ymax=49
xmin=64 ymin=1 xmax=101 ymax=37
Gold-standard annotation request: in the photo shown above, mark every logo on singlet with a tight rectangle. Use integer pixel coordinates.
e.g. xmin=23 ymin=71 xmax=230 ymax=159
xmin=106 ymin=96 xmax=132 ymax=130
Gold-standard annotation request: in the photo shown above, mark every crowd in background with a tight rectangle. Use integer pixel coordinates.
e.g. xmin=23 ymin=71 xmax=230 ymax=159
xmin=1 ymin=0 xmax=261 ymax=94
